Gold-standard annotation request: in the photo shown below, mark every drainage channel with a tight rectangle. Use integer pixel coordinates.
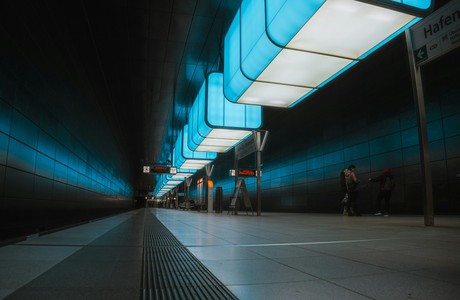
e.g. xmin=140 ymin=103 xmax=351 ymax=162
xmin=141 ymin=212 xmax=238 ymax=300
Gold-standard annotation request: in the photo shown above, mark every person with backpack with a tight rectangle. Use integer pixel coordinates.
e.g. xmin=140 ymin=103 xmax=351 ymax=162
xmin=340 ymin=168 xmax=350 ymax=215
xmin=369 ymin=167 xmax=395 ymax=217
xmin=345 ymin=165 xmax=361 ymax=216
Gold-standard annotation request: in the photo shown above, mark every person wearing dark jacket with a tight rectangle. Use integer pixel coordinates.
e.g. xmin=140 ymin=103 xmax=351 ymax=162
xmin=340 ymin=168 xmax=350 ymax=215
xmin=369 ymin=167 xmax=394 ymax=217
xmin=345 ymin=165 xmax=360 ymax=216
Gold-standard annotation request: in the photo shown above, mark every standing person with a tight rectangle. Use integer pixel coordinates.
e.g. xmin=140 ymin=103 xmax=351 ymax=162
xmin=369 ymin=167 xmax=395 ymax=216
xmin=345 ymin=165 xmax=361 ymax=216
xmin=340 ymin=168 xmax=350 ymax=215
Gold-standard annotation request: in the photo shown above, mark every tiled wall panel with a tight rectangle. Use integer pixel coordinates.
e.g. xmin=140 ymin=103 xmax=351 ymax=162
xmin=4 ymin=168 xmax=35 ymax=198
xmin=0 ymin=165 xmax=5 ymax=198
xmin=0 ymin=28 xmax=134 ymax=237
xmin=0 ymin=133 xmax=8 ymax=165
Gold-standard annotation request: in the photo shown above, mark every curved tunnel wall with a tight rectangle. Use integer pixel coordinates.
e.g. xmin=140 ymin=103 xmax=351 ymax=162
xmin=0 ymin=98 xmax=133 ymax=210
xmin=0 ymin=25 xmax=134 ymax=240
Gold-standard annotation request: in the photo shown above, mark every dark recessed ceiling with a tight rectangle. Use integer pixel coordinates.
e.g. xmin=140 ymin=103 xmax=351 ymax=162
xmin=1 ymin=0 xmax=241 ymax=162
xmin=72 ymin=0 xmax=242 ymax=165
xmin=1 ymin=0 xmax=241 ymax=192
xmin=2 ymin=0 xmax=452 ymax=194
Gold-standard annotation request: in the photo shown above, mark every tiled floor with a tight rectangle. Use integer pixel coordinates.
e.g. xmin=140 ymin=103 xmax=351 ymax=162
xmin=0 ymin=211 xmax=142 ymax=300
xmin=1 ymin=208 xmax=460 ymax=299
xmin=154 ymin=209 xmax=460 ymax=300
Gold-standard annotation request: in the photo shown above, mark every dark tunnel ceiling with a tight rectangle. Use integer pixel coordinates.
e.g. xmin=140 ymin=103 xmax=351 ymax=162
xmin=3 ymin=0 xmax=452 ymax=193
xmin=69 ymin=0 xmax=242 ymax=165
xmin=10 ymin=0 xmax=242 ymax=172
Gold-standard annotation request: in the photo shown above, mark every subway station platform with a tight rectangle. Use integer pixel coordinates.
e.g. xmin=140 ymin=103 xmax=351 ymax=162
xmin=1 ymin=208 xmax=460 ymax=300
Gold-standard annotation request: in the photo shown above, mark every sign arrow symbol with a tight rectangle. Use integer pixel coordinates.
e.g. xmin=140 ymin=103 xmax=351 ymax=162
xmin=417 ymin=48 xmax=425 ymax=59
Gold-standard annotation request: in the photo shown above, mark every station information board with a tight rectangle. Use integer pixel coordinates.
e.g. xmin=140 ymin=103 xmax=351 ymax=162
xmin=229 ymin=169 xmax=261 ymax=177
xmin=410 ymin=0 xmax=460 ymax=65
xmin=143 ymin=165 xmax=177 ymax=174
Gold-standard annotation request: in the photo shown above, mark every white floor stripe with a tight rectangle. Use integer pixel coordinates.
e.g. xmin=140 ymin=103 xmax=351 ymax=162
xmin=235 ymin=238 xmax=389 ymax=247
xmin=186 ymin=238 xmax=390 ymax=248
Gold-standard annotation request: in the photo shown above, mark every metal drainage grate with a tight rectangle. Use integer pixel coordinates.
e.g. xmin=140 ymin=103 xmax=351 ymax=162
xmin=141 ymin=212 xmax=238 ymax=300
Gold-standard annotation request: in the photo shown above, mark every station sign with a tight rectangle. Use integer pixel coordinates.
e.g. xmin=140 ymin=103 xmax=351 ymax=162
xmin=235 ymin=134 xmax=256 ymax=160
xmin=143 ymin=165 xmax=177 ymax=175
xmin=235 ymin=130 xmax=269 ymax=160
xmin=229 ymin=169 xmax=262 ymax=177
xmin=410 ymin=0 xmax=460 ymax=65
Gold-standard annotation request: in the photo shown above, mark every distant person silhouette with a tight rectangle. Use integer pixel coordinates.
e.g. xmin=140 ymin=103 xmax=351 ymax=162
xmin=369 ymin=167 xmax=395 ymax=217
xmin=345 ymin=165 xmax=360 ymax=216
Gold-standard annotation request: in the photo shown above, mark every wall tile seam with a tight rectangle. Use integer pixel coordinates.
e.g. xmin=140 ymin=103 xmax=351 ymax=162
xmin=3 ymin=193 xmax=131 ymax=201
xmin=248 ymin=159 xmax=438 ymax=176
xmin=0 ymin=46 xmax=122 ymax=164
xmin=3 ymin=165 xmax=129 ymax=196
xmin=5 ymin=161 xmax=130 ymax=196
xmin=442 ymin=120 xmax=460 ymax=139
xmin=400 ymin=156 xmax=456 ymax=166
xmin=2 ymin=132 xmax=129 ymax=192
xmin=440 ymin=108 xmax=460 ymax=119
xmin=401 ymin=120 xmax=460 ymax=140
xmin=2 ymin=99 xmax=130 ymax=187
xmin=278 ymin=149 xmax=431 ymax=169
xmin=262 ymin=178 xmax=325 ymax=185
xmin=265 ymin=164 xmax=323 ymax=172
xmin=0 ymin=127 xmax=12 ymax=136
xmin=439 ymin=115 xmax=451 ymax=162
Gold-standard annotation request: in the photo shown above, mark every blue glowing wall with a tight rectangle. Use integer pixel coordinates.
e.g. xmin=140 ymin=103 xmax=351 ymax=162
xmin=0 ymin=97 xmax=133 ymax=211
xmin=0 ymin=19 xmax=134 ymax=239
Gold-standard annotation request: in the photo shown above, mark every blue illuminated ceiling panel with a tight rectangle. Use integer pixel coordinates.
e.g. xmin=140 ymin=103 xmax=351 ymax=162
xmin=154 ymin=173 xmax=184 ymax=197
xmin=170 ymin=168 xmax=195 ymax=180
xmin=224 ymin=0 xmax=433 ymax=108
xmin=188 ymin=72 xmax=262 ymax=153
xmin=174 ymin=125 xmax=217 ymax=170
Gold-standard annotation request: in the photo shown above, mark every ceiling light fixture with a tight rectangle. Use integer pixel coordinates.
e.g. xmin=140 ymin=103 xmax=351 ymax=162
xmin=188 ymin=72 xmax=262 ymax=153
xmin=224 ymin=0 xmax=433 ymax=108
